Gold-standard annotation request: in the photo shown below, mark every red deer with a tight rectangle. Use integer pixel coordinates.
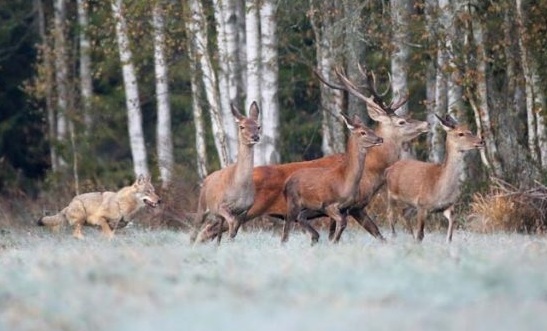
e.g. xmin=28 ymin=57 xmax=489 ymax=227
xmin=282 ymin=113 xmax=383 ymax=244
xmin=190 ymin=102 xmax=261 ymax=243
xmin=385 ymin=114 xmax=484 ymax=243
xmin=196 ymin=66 xmax=429 ymax=242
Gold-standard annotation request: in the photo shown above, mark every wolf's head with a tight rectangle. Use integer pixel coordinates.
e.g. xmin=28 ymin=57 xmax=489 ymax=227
xmin=134 ymin=175 xmax=161 ymax=207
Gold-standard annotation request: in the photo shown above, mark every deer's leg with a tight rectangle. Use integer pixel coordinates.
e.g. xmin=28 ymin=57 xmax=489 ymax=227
xmin=325 ymin=205 xmax=346 ymax=243
xmin=443 ymin=206 xmax=454 ymax=243
xmin=328 ymin=220 xmax=336 ymax=241
xmin=348 ymin=208 xmax=385 ymax=241
xmin=415 ymin=208 xmax=427 ymax=242
xmin=282 ymin=200 xmax=299 ymax=243
xmin=387 ymin=193 xmax=398 ymax=238
xmin=296 ymin=211 xmax=320 ymax=245
xmin=190 ymin=211 xmax=208 ymax=243
xmin=218 ymin=208 xmax=239 ymax=241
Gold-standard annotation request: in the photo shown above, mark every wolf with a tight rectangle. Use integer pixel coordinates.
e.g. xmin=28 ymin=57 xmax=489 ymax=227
xmin=37 ymin=175 xmax=160 ymax=239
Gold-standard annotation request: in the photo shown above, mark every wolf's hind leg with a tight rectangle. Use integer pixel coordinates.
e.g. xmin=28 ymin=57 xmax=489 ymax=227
xmin=73 ymin=223 xmax=84 ymax=240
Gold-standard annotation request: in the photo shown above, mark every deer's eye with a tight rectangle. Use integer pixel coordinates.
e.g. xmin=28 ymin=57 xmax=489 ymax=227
xmin=257 ymin=125 xmax=262 ymax=131
xmin=458 ymin=132 xmax=465 ymax=137
xmin=398 ymin=120 xmax=406 ymax=126
xmin=239 ymin=125 xmax=245 ymax=130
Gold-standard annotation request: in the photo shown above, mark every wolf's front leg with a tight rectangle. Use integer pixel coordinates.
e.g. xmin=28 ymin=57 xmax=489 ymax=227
xmin=72 ymin=223 xmax=84 ymax=240
xmin=88 ymin=215 xmax=114 ymax=239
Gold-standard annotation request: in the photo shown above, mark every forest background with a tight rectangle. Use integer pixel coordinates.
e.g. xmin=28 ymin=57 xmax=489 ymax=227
xmin=0 ymin=0 xmax=546 ymax=232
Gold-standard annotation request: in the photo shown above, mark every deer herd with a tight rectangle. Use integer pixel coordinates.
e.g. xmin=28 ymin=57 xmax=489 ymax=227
xmin=190 ymin=66 xmax=484 ymax=246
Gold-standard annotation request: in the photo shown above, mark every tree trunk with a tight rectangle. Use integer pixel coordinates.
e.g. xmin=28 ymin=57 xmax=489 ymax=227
xmin=213 ymin=0 xmax=238 ymax=162
xmin=310 ymin=0 xmax=345 ymax=155
xmin=153 ymin=2 xmax=173 ymax=188
xmin=188 ymin=37 xmax=208 ymax=180
xmin=471 ymin=13 xmax=503 ymax=177
xmin=245 ymin=0 xmax=261 ymax=113
xmin=342 ymin=0 xmax=365 ymax=118
xmin=77 ymin=0 xmax=92 ymax=132
xmin=390 ymin=0 xmax=410 ymax=116
xmin=516 ymin=0 xmax=547 ymax=170
xmin=257 ymin=0 xmax=280 ymax=165
xmin=187 ymin=0 xmax=229 ymax=168
xmin=111 ymin=0 xmax=149 ymax=177
xmin=53 ymin=0 xmax=68 ymax=167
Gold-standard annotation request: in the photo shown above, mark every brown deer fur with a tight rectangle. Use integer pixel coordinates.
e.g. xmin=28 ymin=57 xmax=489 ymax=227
xmin=191 ymin=102 xmax=261 ymax=243
xmin=283 ymin=113 xmax=383 ymax=244
xmin=385 ymin=114 xmax=484 ymax=243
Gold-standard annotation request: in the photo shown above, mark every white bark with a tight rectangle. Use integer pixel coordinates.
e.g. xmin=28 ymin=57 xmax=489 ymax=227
xmin=390 ymin=0 xmax=409 ymax=116
xmin=188 ymin=44 xmax=208 ymax=180
xmin=245 ymin=0 xmax=261 ymax=113
xmin=53 ymin=0 xmax=68 ymax=165
xmin=310 ymin=0 xmax=345 ymax=155
xmin=213 ymin=0 xmax=238 ymax=162
xmin=187 ymin=0 xmax=229 ymax=168
xmin=111 ymin=0 xmax=149 ymax=177
xmin=257 ymin=0 xmax=279 ymax=165
xmin=516 ymin=0 xmax=547 ymax=168
xmin=153 ymin=3 xmax=173 ymax=188
xmin=77 ymin=0 xmax=92 ymax=131
xmin=470 ymin=13 xmax=503 ymax=176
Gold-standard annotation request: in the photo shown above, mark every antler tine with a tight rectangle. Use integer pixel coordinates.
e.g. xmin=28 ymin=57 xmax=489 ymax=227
xmin=333 ymin=66 xmax=386 ymax=114
xmin=313 ymin=69 xmax=347 ymax=92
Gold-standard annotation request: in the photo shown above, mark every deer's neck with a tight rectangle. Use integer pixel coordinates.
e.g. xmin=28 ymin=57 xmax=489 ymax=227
xmin=342 ymin=135 xmax=367 ymax=197
xmin=233 ymin=142 xmax=255 ymax=188
xmin=438 ymin=143 xmax=467 ymax=196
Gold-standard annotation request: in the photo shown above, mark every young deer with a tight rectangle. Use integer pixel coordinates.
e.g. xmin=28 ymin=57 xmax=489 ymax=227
xmin=283 ymin=113 xmax=383 ymax=245
xmin=191 ymin=102 xmax=261 ymax=243
xmin=197 ymin=66 xmax=428 ymax=242
xmin=385 ymin=114 xmax=484 ymax=243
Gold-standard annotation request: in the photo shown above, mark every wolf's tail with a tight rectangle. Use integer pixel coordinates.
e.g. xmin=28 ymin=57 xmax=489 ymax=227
xmin=37 ymin=208 xmax=67 ymax=227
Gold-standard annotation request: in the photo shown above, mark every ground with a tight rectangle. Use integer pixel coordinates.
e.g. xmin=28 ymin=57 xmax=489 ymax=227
xmin=1 ymin=225 xmax=547 ymax=331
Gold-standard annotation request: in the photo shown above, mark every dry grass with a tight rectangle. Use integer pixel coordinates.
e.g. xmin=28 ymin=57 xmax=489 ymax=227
xmin=467 ymin=178 xmax=547 ymax=234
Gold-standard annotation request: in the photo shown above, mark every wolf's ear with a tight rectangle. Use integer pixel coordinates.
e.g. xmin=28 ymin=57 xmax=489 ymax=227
xmin=135 ymin=174 xmax=145 ymax=185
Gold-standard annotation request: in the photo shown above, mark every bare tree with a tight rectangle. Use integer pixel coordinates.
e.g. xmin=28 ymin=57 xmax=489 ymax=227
xmin=77 ymin=0 xmax=92 ymax=132
xmin=309 ymin=0 xmax=345 ymax=155
xmin=152 ymin=1 xmax=174 ymax=188
xmin=186 ymin=0 xmax=229 ymax=168
xmin=53 ymin=0 xmax=68 ymax=168
xmin=111 ymin=0 xmax=149 ymax=177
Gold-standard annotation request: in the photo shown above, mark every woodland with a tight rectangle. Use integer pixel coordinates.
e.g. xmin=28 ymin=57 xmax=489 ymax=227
xmin=0 ymin=0 xmax=546 ymax=232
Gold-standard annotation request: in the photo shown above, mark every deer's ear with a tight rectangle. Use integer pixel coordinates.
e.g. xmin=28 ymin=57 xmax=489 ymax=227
xmin=339 ymin=112 xmax=355 ymax=130
xmin=367 ymin=104 xmax=389 ymax=123
xmin=249 ymin=101 xmax=260 ymax=121
xmin=231 ymin=103 xmax=245 ymax=123
xmin=435 ymin=114 xmax=457 ymax=131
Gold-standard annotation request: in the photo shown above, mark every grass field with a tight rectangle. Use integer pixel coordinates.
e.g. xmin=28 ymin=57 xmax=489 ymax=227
xmin=1 ymin=225 xmax=547 ymax=331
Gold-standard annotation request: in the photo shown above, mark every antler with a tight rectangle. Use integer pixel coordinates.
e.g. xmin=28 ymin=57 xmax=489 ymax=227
xmin=314 ymin=64 xmax=409 ymax=116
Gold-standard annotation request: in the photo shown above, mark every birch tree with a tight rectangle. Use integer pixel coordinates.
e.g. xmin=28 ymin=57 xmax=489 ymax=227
xmin=257 ymin=0 xmax=280 ymax=164
xmin=390 ymin=0 xmax=410 ymax=116
xmin=152 ymin=1 xmax=173 ymax=188
xmin=111 ymin=0 xmax=149 ymax=177
xmin=186 ymin=0 xmax=229 ymax=168
xmin=516 ymin=0 xmax=547 ymax=169
xmin=77 ymin=0 xmax=92 ymax=132
xmin=213 ymin=0 xmax=239 ymax=162
xmin=53 ymin=0 xmax=68 ymax=168
xmin=310 ymin=0 xmax=345 ymax=155
xmin=245 ymin=0 xmax=261 ymax=115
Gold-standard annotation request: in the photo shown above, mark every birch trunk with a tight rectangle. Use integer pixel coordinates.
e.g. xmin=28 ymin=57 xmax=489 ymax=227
xmin=77 ymin=0 xmax=92 ymax=132
xmin=516 ymin=0 xmax=547 ymax=169
xmin=257 ymin=0 xmax=280 ymax=165
xmin=188 ymin=38 xmax=208 ymax=180
xmin=245 ymin=0 xmax=261 ymax=113
xmin=343 ymin=0 xmax=365 ymax=118
xmin=469 ymin=12 xmax=502 ymax=176
xmin=390 ymin=0 xmax=409 ymax=116
xmin=213 ymin=0 xmax=238 ymax=162
xmin=53 ymin=0 xmax=68 ymax=167
xmin=153 ymin=2 xmax=174 ymax=188
xmin=187 ymin=0 xmax=229 ymax=168
xmin=310 ymin=0 xmax=344 ymax=155
xmin=111 ymin=0 xmax=149 ymax=177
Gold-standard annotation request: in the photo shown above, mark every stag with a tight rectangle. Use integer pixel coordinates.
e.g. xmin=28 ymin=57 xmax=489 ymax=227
xmin=196 ymin=65 xmax=429 ymax=242
xmin=385 ymin=114 xmax=484 ymax=243
xmin=191 ymin=102 xmax=261 ymax=243
xmin=283 ymin=113 xmax=383 ymax=244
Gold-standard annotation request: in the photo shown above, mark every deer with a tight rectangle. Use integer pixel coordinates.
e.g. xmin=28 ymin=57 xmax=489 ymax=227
xmin=282 ymin=113 xmax=383 ymax=245
xmin=385 ymin=114 xmax=484 ymax=243
xmin=190 ymin=101 xmax=261 ymax=244
xmin=194 ymin=65 xmax=429 ymax=243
